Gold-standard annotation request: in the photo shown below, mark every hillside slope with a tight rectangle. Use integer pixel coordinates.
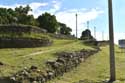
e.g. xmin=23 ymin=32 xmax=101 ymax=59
xmin=0 ymin=39 xmax=92 ymax=77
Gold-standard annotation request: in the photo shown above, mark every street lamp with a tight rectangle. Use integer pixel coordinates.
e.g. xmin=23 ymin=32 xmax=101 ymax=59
xmin=108 ymin=0 xmax=116 ymax=82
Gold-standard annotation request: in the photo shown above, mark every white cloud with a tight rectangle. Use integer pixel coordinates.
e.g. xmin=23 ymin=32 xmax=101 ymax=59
xmin=28 ymin=2 xmax=49 ymax=17
xmin=48 ymin=0 xmax=62 ymax=14
xmin=0 ymin=4 xmax=22 ymax=9
xmin=30 ymin=2 xmax=48 ymax=10
xmin=52 ymin=0 xmax=61 ymax=10
xmin=55 ymin=8 xmax=104 ymax=38
xmin=30 ymin=0 xmax=62 ymax=17
xmin=28 ymin=1 xmax=62 ymax=17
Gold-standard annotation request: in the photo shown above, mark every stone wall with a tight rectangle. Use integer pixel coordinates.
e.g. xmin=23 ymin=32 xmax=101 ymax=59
xmin=0 ymin=38 xmax=52 ymax=48
xmin=0 ymin=24 xmax=47 ymax=35
xmin=5 ymin=48 xmax=100 ymax=83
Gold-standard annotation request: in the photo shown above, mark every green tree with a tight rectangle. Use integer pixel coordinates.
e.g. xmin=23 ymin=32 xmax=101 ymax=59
xmin=15 ymin=5 xmax=32 ymax=14
xmin=14 ymin=5 xmax=37 ymax=25
xmin=0 ymin=5 xmax=37 ymax=25
xmin=0 ymin=8 xmax=9 ymax=24
xmin=59 ymin=22 xmax=72 ymax=35
xmin=80 ymin=29 xmax=95 ymax=40
xmin=37 ymin=12 xmax=59 ymax=33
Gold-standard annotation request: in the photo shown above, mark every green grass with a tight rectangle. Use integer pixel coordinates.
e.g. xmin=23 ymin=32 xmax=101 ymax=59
xmin=0 ymin=39 xmax=124 ymax=83
xmin=48 ymin=46 xmax=125 ymax=83
xmin=0 ymin=39 xmax=91 ymax=77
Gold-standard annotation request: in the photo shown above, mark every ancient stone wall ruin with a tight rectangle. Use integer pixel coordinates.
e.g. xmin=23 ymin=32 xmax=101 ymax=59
xmin=5 ymin=49 xmax=100 ymax=83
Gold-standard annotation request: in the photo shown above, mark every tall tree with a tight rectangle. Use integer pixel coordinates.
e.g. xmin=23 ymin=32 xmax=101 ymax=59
xmin=37 ymin=12 xmax=59 ymax=33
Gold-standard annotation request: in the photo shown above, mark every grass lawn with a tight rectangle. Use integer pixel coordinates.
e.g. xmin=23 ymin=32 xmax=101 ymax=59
xmin=0 ymin=39 xmax=91 ymax=77
xmin=48 ymin=45 xmax=125 ymax=83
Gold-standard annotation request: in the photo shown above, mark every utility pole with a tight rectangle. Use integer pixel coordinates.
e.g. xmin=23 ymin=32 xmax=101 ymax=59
xmin=87 ymin=21 xmax=89 ymax=40
xmin=76 ymin=13 xmax=78 ymax=38
xmin=94 ymin=27 xmax=96 ymax=39
xmin=108 ymin=0 xmax=116 ymax=82
xmin=102 ymin=31 xmax=104 ymax=41
xmin=87 ymin=21 xmax=89 ymax=29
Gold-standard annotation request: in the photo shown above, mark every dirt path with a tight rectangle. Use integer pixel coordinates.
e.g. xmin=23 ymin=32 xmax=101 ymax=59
xmin=22 ymin=49 xmax=55 ymax=58
xmin=21 ymin=41 xmax=76 ymax=58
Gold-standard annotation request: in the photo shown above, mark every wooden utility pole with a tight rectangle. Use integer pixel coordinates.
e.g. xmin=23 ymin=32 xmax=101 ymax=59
xmin=87 ymin=21 xmax=89 ymax=40
xmin=76 ymin=13 xmax=78 ymax=38
xmin=108 ymin=0 xmax=116 ymax=82
xmin=94 ymin=27 xmax=96 ymax=39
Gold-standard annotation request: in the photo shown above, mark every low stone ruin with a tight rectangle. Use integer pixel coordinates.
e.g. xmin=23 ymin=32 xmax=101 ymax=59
xmin=8 ymin=48 xmax=100 ymax=83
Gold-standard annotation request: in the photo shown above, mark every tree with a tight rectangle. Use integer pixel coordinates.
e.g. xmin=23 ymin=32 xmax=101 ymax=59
xmin=80 ymin=29 xmax=94 ymax=40
xmin=0 ymin=8 xmax=9 ymax=24
xmin=14 ymin=5 xmax=37 ymax=25
xmin=59 ymin=22 xmax=72 ymax=35
xmin=37 ymin=12 xmax=59 ymax=33
xmin=15 ymin=5 xmax=32 ymax=14
xmin=0 ymin=5 xmax=37 ymax=25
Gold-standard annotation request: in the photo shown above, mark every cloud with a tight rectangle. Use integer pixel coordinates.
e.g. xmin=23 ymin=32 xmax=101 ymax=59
xmin=55 ymin=8 xmax=104 ymax=37
xmin=52 ymin=0 xmax=61 ymax=11
xmin=30 ymin=2 xmax=48 ymax=9
xmin=0 ymin=4 xmax=20 ymax=9
xmin=28 ymin=2 xmax=49 ymax=17
xmin=30 ymin=0 xmax=62 ymax=17
xmin=46 ymin=0 xmax=62 ymax=14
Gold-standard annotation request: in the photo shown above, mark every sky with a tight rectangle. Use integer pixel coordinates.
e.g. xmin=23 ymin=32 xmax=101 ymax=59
xmin=0 ymin=0 xmax=125 ymax=44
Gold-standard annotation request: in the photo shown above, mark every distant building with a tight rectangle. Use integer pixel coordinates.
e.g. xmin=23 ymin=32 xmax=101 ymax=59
xmin=119 ymin=39 xmax=125 ymax=49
